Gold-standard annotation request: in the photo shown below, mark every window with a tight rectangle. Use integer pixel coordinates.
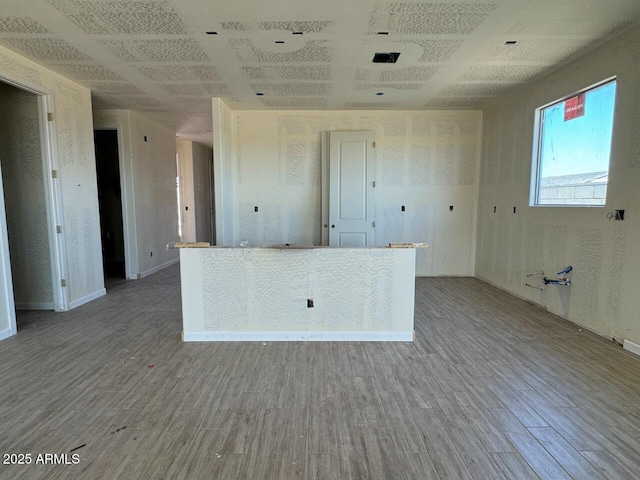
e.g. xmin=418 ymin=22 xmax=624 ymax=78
xmin=531 ymin=79 xmax=617 ymax=206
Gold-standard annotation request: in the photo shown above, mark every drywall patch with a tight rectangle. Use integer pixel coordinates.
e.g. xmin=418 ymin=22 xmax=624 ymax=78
xmin=382 ymin=117 xmax=407 ymax=136
xmin=0 ymin=38 xmax=90 ymax=62
xmin=382 ymin=145 xmax=405 ymax=185
xmin=229 ymin=38 xmax=330 ymax=63
xmin=439 ymin=83 xmax=518 ymax=98
xmin=17 ymin=121 xmax=42 ymax=178
xmin=278 ymin=116 xmax=306 ymax=135
xmin=606 ymin=230 xmax=626 ymax=319
xmin=509 ymin=19 xmax=631 ymax=36
xmin=409 ymin=145 xmax=431 ymax=185
xmin=409 ymin=40 xmax=464 ymax=62
xmin=275 ymin=65 xmax=332 ymax=81
xmin=263 ymin=205 xmax=282 ymax=245
xmin=356 ymin=83 xmax=422 ymax=91
xmin=138 ymin=65 xmax=218 ymax=81
xmin=482 ymin=39 xmax=589 ymax=62
xmin=101 ymin=39 xmax=209 ymax=62
xmin=48 ymin=0 xmax=187 ymax=34
xmin=251 ymin=83 xmax=329 ymax=97
xmin=573 ymin=229 xmax=603 ymax=322
xmin=238 ymin=203 xmax=259 ymax=244
xmin=412 ymin=116 xmax=432 ymax=137
xmin=434 ymin=145 xmax=455 ymax=185
xmin=258 ymin=20 xmax=333 ymax=33
xmin=220 ymin=21 xmax=251 ymax=31
xmin=242 ymin=67 xmax=267 ymax=80
xmin=286 ymin=141 xmax=305 ymax=185
xmin=202 ymin=253 xmax=248 ymax=330
xmin=344 ymin=102 xmax=400 ymax=108
xmin=458 ymin=144 xmax=477 ymax=185
xmin=308 ymin=142 xmax=321 ymax=186
xmin=369 ymin=3 xmax=497 ymax=35
xmin=462 ymin=65 xmax=549 ymax=82
xmin=263 ymin=98 xmax=327 ymax=109
xmin=381 ymin=66 xmax=439 ymax=82
xmin=287 ymin=205 xmax=306 ymax=242
xmin=380 ymin=206 xmax=403 ymax=245
xmin=55 ymin=64 xmax=122 ymax=81
xmin=0 ymin=16 xmax=49 ymax=33
xmin=628 ymin=93 xmax=640 ymax=168
xmin=423 ymin=97 xmax=489 ymax=108
xmin=87 ymin=82 xmax=144 ymax=95
xmin=0 ymin=56 xmax=42 ymax=86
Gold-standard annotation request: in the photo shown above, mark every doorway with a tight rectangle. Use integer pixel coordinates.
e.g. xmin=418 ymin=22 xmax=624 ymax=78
xmin=94 ymin=130 xmax=126 ymax=283
xmin=322 ymin=131 xmax=376 ymax=247
xmin=0 ymin=79 xmax=65 ymax=334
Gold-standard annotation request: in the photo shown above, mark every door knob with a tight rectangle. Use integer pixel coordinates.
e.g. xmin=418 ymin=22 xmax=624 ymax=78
xmin=331 ymin=225 xmax=335 ymax=228
xmin=324 ymin=224 xmax=328 ymax=228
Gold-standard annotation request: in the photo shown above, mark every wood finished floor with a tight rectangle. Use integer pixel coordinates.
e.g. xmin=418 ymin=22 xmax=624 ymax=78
xmin=2 ymin=265 xmax=640 ymax=479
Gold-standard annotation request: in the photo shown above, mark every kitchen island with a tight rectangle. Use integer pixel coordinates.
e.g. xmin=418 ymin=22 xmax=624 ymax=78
xmin=179 ymin=246 xmax=415 ymax=342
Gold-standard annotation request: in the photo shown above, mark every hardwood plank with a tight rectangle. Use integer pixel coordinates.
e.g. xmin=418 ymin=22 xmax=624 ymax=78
xmin=308 ymin=454 xmax=340 ymax=480
xmin=398 ymin=452 xmax=440 ymax=480
xmin=486 ymin=408 xmax=572 ymax=479
xmin=378 ymin=390 xmax=427 ymax=453
xmin=411 ymin=407 xmax=475 ymax=480
xmin=446 ymin=426 xmax=506 ymax=479
xmin=580 ymin=449 xmax=640 ymax=480
xmin=3 ymin=270 xmax=640 ymax=479
xmin=517 ymin=389 xmax=604 ymax=451
xmin=527 ymin=426 xmax=605 ymax=479
xmin=460 ymin=402 xmax=515 ymax=453
xmin=491 ymin=452 xmax=540 ymax=480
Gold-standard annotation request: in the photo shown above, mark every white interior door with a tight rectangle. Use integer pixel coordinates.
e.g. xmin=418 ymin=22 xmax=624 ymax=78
xmin=329 ymin=131 xmax=375 ymax=247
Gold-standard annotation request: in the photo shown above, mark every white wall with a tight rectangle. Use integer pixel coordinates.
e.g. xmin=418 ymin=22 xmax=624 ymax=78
xmin=212 ymin=98 xmax=234 ymax=246
xmin=0 ymin=45 xmax=104 ymax=315
xmin=176 ymin=139 xmax=196 ymax=242
xmin=215 ymin=109 xmax=482 ymax=276
xmin=0 ymin=83 xmax=53 ymax=309
xmin=0 ymin=184 xmax=14 ymax=338
xmin=177 ymin=139 xmax=213 ymax=244
xmin=192 ymin=141 xmax=213 ymax=243
xmin=94 ymin=109 xmax=179 ymax=277
xmin=477 ymin=25 xmax=640 ymax=345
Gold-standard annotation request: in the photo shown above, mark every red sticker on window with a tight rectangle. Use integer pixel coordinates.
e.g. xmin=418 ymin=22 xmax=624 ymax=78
xmin=564 ymin=94 xmax=585 ymax=121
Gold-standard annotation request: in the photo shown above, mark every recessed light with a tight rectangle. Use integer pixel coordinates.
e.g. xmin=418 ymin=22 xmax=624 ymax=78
xmin=505 ymin=40 xmax=518 ymax=45
xmin=376 ymin=92 xmax=384 ymax=96
xmin=377 ymin=31 xmax=389 ymax=35
xmin=275 ymin=40 xmax=285 ymax=44
xmin=205 ymin=31 xmax=218 ymax=35
xmin=255 ymin=92 xmax=264 ymax=96
xmin=372 ymin=52 xmax=400 ymax=63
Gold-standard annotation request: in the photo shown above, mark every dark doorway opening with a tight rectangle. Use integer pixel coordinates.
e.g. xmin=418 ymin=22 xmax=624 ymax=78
xmin=0 ymin=81 xmax=55 ymax=321
xmin=94 ymin=130 xmax=125 ymax=281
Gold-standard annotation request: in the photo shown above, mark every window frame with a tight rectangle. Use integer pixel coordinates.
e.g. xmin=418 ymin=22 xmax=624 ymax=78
xmin=530 ymin=76 xmax=617 ymax=207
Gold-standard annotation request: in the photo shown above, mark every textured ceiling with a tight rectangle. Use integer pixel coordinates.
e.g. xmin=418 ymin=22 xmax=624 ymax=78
xmin=1 ymin=0 xmax=640 ymax=147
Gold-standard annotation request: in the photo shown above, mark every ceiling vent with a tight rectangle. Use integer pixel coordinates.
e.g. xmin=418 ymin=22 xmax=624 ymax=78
xmin=372 ymin=52 xmax=400 ymax=63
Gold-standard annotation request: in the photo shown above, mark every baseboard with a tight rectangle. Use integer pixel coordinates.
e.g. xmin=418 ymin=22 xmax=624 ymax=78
xmin=69 ymin=288 xmax=107 ymax=309
xmin=623 ymin=339 xmax=640 ymax=357
xmin=0 ymin=327 xmax=14 ymax=341
xmin=15 ymin=302 xmax=55 ymax=311
xmin=183 ymin=330 xmax=414 ymax=342
xmin=139 ymin=257 xmax=180 ymax=279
